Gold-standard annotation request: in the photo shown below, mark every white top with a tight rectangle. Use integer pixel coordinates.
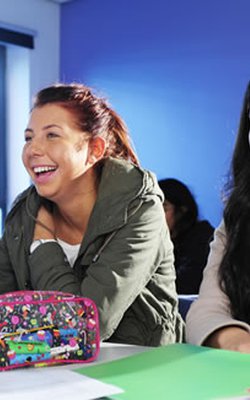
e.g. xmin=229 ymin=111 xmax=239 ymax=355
xmin=30 ymin=238 xmax=81 ymax=268
xmin=57 ymin=238 xmax=81 ymax=267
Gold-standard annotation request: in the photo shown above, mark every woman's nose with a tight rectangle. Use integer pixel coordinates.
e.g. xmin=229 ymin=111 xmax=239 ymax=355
xmin=29 ymin=137 xmax=44 ymax=156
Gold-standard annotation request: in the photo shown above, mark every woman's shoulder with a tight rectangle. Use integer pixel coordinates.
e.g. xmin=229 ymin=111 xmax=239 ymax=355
xmin=101 ymin=157 xmax=163 ymax=201
xmin=5 ymin=186 xmax=39 ymax=223
xmin=194 ymin=220 xmax=215 ymax=236
xmin=179 ymin=220 xmax=214 ymax=243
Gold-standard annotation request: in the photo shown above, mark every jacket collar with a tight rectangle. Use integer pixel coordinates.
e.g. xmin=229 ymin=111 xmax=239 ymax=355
xmin=19 ymin=157 xmax=162 ymax=247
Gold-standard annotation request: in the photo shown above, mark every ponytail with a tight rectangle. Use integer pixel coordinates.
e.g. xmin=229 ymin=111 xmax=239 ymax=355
xmin=104 ymin=109 xmax=139 ymax=166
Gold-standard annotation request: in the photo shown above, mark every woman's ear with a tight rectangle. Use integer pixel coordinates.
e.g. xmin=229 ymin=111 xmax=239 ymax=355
xmin=88 ymin=136 xmax=106 ymax=164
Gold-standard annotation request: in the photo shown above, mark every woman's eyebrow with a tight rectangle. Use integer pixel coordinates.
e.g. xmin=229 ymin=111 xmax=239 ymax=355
xmin=43 ymin=124 xmax=62 ymax=130
xmin=24 ymin=124 xmax=61 ymax=133
xmin=24 ymin=128 xmax=33 ymax=134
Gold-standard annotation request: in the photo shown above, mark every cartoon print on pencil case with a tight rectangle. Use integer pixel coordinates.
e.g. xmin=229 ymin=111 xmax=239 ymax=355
xmin=0 ymin=293 xmax=97 ymax=367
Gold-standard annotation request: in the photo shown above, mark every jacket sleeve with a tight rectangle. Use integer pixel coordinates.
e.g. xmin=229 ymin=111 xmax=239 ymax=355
xmin=29 ymin=197 xmax=176 ymax=340
xmin=80 ymin=198 xmax=176 ymax=341
xmin=186 ymin=220 xmax=250 ymax=345
xmin=0 ymin=235 xmax=19 ymax=293
xmin=29 ymin=242 xmax=81 ymax=292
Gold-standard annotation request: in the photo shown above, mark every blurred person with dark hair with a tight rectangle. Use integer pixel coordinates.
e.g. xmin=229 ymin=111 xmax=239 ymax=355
xmin=158 ymin=178 xmax=214 ymax=294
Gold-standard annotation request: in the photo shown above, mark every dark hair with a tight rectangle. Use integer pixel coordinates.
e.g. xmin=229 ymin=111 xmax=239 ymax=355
xmin=158 ymin=178 xmax=198 ymax=237
xmin=33 ymin=83 xmax=139 ymax=166
xmin=219 ymin=81 xmax=250 ymax=323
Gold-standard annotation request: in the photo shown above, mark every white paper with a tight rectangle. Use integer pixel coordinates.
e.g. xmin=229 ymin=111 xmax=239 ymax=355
xmin=0 ymin=367 xmax=123 ymax=400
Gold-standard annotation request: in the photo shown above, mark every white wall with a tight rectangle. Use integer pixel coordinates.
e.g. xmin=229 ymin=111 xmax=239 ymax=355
xmin=0 ymin=0 xmax=60 ymax=96
xmin=0 ymin=0 xmax=60 ymax=207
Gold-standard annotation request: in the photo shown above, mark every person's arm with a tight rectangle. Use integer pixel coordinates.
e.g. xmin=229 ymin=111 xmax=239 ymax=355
xmin=186 ymin=221 xmax=250 ymax=347
xmin=29 ymin=198 xmax=176 ymax=341
xmin=205 ymin=326 xmax=250 ymax=353
xmin=80 ymin=198 xmax=175 ymax=341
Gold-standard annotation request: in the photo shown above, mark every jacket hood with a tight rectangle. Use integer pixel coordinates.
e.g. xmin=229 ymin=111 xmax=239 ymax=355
xmin=84 ymin=157 xmax=164 ymax=248
xmin=99 ymin=157 xmax=163 ymax=202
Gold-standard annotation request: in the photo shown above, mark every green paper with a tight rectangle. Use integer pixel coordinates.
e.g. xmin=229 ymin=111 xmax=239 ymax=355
xmin=76 ymin=343 xmax=250 ymax=399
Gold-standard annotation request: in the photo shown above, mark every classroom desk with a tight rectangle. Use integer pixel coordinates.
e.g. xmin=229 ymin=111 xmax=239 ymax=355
xmin=90 ymin=341 xmax=149 ymax=364
xmin=0 ymin=342 xmax=149 ymax=400
xmin=82 ymin=342 xmax=250 ymax=400
xmin=2 ymin=342 xmax=250 ymax=400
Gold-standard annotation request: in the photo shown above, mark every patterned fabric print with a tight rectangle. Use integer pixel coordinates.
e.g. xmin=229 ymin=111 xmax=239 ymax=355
xmin=0 ymin=291 xmax=99 ymax=369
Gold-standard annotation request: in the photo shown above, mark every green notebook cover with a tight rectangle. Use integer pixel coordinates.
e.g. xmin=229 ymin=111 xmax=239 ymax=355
xmin=76 ymin=343 xmax=250 ymax=399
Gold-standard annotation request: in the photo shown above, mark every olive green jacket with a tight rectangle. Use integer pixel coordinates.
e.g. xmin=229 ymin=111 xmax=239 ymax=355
xmin=0 ymin=158 xmax=183 ymax=346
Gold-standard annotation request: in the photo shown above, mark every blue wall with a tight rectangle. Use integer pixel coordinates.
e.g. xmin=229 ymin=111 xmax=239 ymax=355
xmin=60 ymin=0 xmax=250 ymax=227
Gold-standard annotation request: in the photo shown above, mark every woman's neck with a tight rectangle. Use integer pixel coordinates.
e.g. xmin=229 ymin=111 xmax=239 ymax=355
xmin=53 ymin=173 xmax=99 ymax=244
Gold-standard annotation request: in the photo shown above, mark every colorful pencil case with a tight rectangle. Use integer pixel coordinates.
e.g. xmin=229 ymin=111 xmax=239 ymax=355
xmin=0 ymin=290 xmax=100 ymax=371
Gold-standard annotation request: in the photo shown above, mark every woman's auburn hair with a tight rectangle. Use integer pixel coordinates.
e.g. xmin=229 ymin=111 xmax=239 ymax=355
xmin=33 ymin=83 xmax=139 ymax=167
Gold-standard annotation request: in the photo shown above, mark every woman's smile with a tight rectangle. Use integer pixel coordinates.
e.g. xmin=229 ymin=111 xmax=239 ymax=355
xmin=32 ymin=164 xmax=58 ymax=185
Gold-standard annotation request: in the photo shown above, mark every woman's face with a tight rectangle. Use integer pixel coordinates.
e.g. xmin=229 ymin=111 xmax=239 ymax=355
xmin=22 ymin=103 xmax=96 ymax=203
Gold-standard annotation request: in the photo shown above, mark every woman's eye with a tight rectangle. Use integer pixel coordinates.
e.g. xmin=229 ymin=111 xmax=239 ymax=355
xmin=47 ymin=132 xmax=59 ymax=139
xmin=24 ymin=135 xmax=32 ymax=143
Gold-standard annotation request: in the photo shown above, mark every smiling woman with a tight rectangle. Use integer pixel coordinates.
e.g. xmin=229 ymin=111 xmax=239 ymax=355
xmin=0 ymin=82 xmax=184 ymax=347
xmin=22 ymin=103 xmax=98 ymax=210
